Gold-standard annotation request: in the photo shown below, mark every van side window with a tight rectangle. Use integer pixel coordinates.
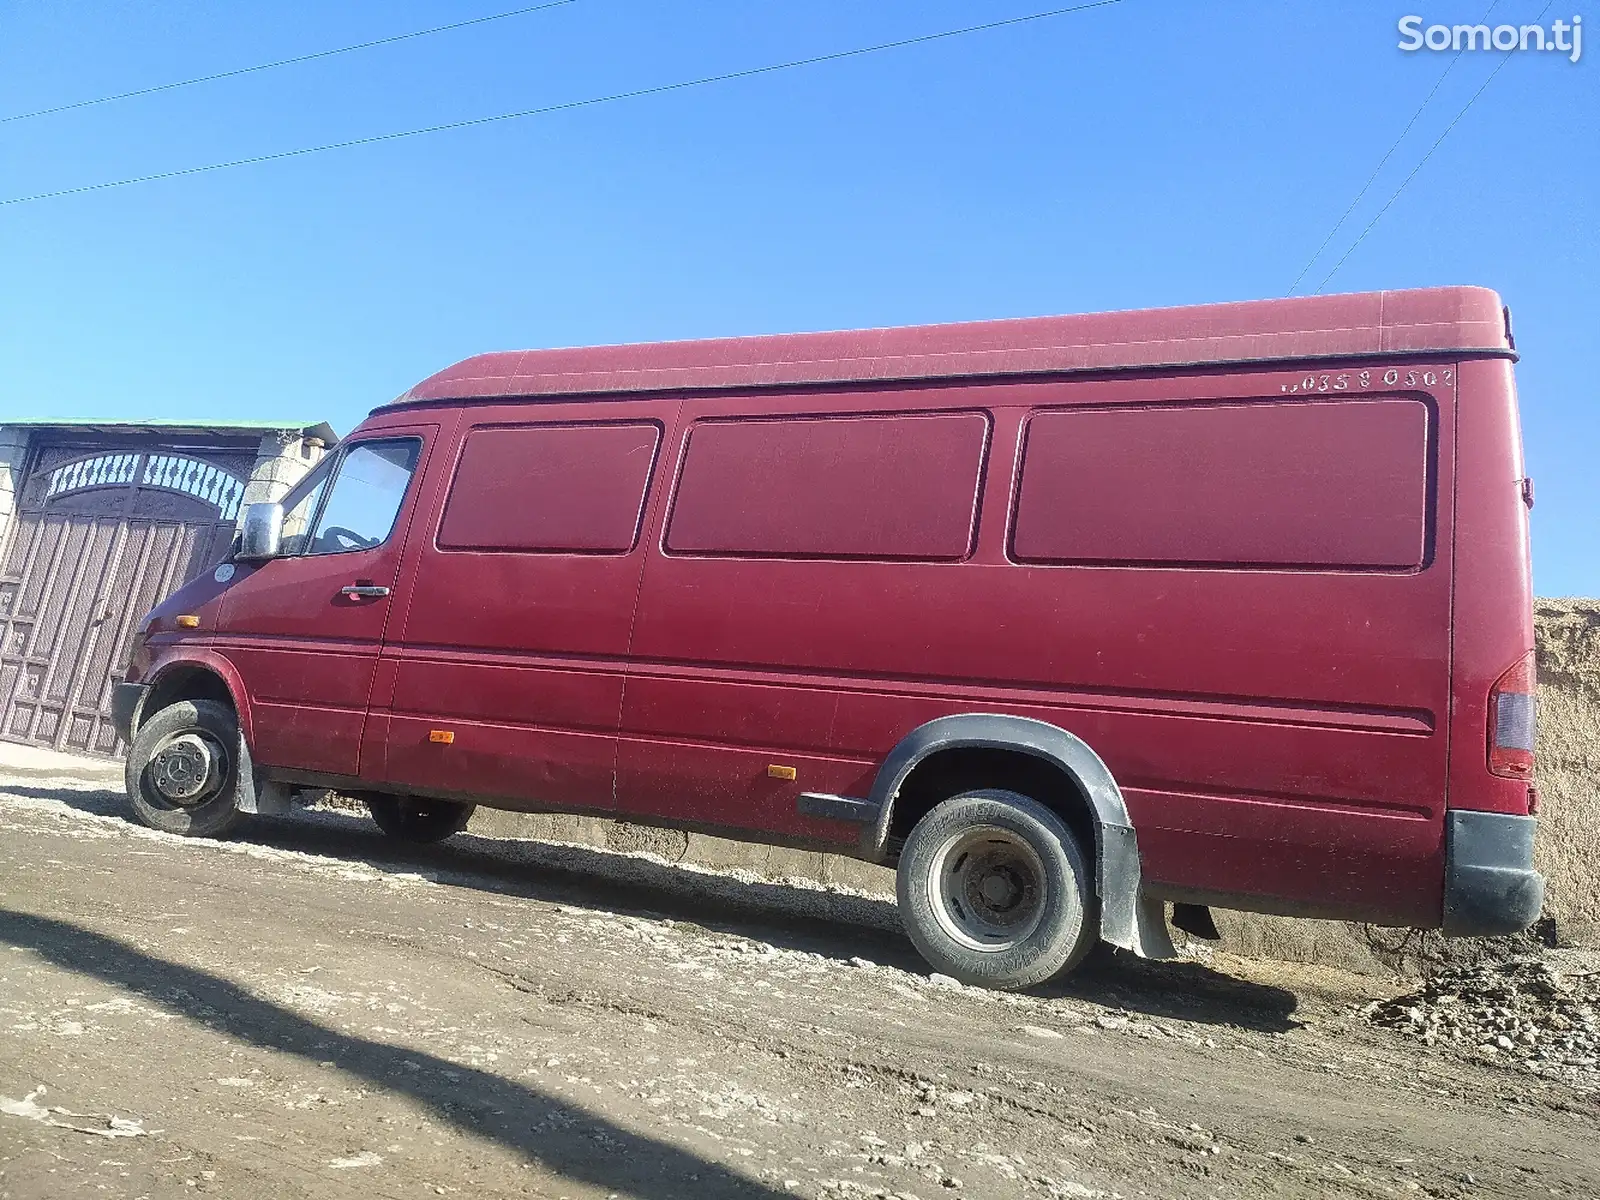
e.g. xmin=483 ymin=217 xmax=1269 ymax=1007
xmin=666 ymin=412 xmax=989 ymax=561
xmin=303 ymin=439 xmax=422 ymax=556
xmin=438 ymin=423 xmax=661 ymax=554
xmin=1012 ymin=399 xmax=1430 ymax=570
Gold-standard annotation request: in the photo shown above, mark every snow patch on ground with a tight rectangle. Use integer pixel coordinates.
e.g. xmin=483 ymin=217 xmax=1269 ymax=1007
xmin=0 ymin=786 xmax=437 ymax=891
xmin=327 ymin=1150 xmax=383 ymax=1169
xmin=1 ymin=776 xmax=903 ymax=948
xmin=1 ymin=1087 xmax=151 ymax=1139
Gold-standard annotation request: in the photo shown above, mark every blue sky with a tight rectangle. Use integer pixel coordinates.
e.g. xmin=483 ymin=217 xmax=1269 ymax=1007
xmin=0 ymin=1 xmax=1594 ymax=594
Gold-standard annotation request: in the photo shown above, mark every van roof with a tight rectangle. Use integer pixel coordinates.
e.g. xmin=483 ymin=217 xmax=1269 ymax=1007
xmin=389 ymin=286 xmax=1512 ymax=407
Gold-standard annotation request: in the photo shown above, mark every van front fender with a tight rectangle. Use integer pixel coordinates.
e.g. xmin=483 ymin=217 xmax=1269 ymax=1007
xmin=142 ymin=648 xmax=256 ymax=749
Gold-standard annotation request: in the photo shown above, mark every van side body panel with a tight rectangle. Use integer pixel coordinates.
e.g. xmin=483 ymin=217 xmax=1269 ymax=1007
xmin=612 ymin=365 xmax=1457 ymax=925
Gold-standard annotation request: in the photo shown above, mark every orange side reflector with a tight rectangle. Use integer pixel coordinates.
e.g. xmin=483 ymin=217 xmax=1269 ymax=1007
xmin=428 ymin=730 xmax=455 ymax=744
xmin=766 ymin=764 xmax=797 ymax=780
xmin=175 ymin=615 xmax=200 ymax=628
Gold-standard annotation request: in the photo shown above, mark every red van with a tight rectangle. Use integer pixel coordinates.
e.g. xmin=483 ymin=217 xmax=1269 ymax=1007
xmin=112 ymin=286 xmax=1542 ymax=989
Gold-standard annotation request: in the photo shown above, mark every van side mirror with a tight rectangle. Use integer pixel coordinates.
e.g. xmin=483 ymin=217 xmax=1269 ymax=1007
xmin=237 ymin=502 xmax=284 ymax=561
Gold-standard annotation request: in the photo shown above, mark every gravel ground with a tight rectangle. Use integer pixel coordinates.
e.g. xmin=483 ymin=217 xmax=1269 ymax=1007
xmin=1 ymin=770 xmax=1597 ymax=1200
xmin=1365 ymin=956 xmax=1600 ymax=1086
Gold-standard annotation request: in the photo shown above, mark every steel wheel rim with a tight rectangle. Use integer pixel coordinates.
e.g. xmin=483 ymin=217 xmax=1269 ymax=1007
xmin=927 ymin=824 xmax=1047 ymax=952
xmin=148 ymin=729 xmax=229 ymax=808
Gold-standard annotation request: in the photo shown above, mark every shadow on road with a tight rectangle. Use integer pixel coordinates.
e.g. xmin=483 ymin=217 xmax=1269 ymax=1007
xmin=1 ymin=780 xmax=1301 ymax=1033
xmin=0 ymin=909 xmax=795 ymax=1200
xmin=1054 ymin=950 xmax=1303 ymax=1032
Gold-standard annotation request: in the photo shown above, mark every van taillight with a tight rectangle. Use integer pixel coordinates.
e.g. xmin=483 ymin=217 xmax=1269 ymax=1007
xmin=1488 ymin=651 xmax=1537 ymax=778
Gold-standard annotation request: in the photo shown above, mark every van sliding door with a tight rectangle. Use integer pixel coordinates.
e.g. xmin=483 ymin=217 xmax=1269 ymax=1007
xmin=374 ymin=405 xmax=670 ymax=813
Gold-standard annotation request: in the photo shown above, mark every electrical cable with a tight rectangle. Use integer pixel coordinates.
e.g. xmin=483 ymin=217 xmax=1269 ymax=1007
xmin=1282 ymin=10 xmax=1491 ymax=296
xmin=0 ymin=1 xmax=579 ymax=125
xmin=0 ymin=1 xmax=1123 ymax=208
xmin=1313 ymin=0 xmax=1555 ymax=293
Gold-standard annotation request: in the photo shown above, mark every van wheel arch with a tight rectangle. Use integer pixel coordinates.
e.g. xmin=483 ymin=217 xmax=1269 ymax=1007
xmin=143 ymin=665 xmax=239 ymax=729
xmin=869 ymin=714 xmax=1174 ymax=959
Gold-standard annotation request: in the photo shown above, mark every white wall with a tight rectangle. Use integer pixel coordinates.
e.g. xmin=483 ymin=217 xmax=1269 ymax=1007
xmin=0 ymin=427 xmax=31 ymax=562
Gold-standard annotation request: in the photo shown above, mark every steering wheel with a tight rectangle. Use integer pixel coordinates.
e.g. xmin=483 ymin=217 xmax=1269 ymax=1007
xmin=319 ymin=525 xmax=377 ymax=552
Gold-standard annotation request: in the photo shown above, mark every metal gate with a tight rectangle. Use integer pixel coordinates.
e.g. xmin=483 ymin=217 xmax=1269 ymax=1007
xmin=0 ymin=438 xmax=255 ymax=757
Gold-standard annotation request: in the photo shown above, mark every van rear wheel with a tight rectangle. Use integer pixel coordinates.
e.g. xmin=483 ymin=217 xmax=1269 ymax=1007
xmin=897 ymin=789 xmax=1095 ymax=990
xmin=366 ymin=795 xmax=474 ymax=843
xmin=124 ymin=698 xmax=245 ymax=839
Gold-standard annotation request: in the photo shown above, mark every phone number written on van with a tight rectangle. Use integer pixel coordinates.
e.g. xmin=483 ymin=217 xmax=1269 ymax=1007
xmin=1281 ymin=367 xmax=1455 ymax=395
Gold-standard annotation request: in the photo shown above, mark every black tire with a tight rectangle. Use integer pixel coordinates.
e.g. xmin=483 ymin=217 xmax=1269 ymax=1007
xmin=124 ymin=699 xmax=246 ymax=838
xmin=366 ymin=795 xmax=474 ymax=843
xmin=897 ymin=789 xmax=1096 ymax=990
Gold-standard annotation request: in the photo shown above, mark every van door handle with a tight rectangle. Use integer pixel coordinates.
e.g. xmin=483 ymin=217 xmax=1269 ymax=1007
xmin=339 ymin=585 xmax=391 ymax=599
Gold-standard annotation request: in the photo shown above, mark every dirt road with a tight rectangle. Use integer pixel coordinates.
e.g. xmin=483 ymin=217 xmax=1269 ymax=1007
xmin=1 ymin=766 xmax=1595 ymax=1200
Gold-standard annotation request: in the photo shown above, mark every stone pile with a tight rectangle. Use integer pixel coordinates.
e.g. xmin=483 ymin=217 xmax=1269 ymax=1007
xmin=1366 ymin=956 xmax=1599 ymax=1083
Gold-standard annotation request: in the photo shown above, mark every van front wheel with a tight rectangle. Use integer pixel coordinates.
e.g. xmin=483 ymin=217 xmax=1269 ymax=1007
xmin=124 ymin=699 xmax=246 ymax=838
xmin=366 ymin=795 xmax=474 ymax=843
xmin=897 ymin=789 xmax=1096 ymax=990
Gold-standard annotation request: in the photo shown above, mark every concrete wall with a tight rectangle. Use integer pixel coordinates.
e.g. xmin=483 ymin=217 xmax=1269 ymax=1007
xmin=464 ymin=599 xmax=1600 ymax=972
xmin=0 ymin=428 xmax=30 ymax=559
xmin=1529 ymin=598 xmax=1600 ymax=942
xmin=240 ymin=430 xmax=328 ymax=518
xmin=468 ymin=808 xmax=893 ymax=893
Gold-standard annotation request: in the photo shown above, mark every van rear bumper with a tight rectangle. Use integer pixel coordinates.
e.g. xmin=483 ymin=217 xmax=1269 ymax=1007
xmin=1442 ymin=809 xmax=1544 ymax=936
xmin=111 ymin=682 xmax=149 ymax=746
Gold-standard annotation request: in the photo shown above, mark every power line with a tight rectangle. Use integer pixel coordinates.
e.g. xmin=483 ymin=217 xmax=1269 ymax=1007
xmin=1313 ymin=0 xmax=1554 ymax=293
xmin=0 ymin=1 xmax=1124 ymax=208
xmin=1286 ymin=1 xmax=1500 ymax=296
xmin=1311 ymin=62 xmax=1507 ymax=293
xmin=1285 ymin=61 xmax=1466 ymax=294
xmin=0 ymin=1 xmax=579 ymax=126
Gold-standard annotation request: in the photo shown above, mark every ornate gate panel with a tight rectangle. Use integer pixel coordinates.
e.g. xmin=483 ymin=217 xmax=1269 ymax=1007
xmin=0 ymin=439 xmax=254 ymax=756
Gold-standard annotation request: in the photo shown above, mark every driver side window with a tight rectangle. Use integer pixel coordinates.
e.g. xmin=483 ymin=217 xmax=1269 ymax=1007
xmin=279 ymin=464 xmax=331 ymax=557
xmin=304 ymin=439 xmax=422 ymax=556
